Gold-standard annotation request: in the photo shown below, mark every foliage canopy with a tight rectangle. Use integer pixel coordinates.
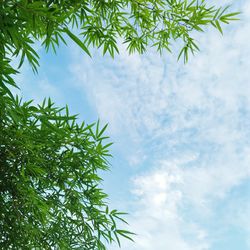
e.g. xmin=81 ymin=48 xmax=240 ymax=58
xmin=1 ymin=0 xmax=239 ymax=89
xmin=0 ymin=92 xmax=134 ymax=249
xmin=0 ymin=0 xmax=239 ymax=249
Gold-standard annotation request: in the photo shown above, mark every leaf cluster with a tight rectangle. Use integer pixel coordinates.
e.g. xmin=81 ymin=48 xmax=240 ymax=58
xmin=0 ymin=89 xmax=134 ymax=249
xmin=0 ymin=0 xmax=239 ymax=89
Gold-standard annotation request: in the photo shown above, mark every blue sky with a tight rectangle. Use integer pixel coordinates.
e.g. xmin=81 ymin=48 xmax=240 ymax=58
xmin=16 ymin=0 xmax=250 ymax=249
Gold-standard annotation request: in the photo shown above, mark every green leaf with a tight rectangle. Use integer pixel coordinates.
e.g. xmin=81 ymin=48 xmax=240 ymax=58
xmin=215 ymin=20 xmax=223 ymax=34
xmin=64 ymin=29 xmax=91 ymax=57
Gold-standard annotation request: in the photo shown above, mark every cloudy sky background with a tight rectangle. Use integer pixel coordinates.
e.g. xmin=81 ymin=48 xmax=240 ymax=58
xmin=16 ymin=0 xmax=250 ymax=249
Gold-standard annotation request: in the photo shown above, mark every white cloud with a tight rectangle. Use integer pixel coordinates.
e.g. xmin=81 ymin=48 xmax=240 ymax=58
xmin=120 ymin=144 xmax=250 ymax=249
xmin=120 ymin=159 xmax=210 ymax=250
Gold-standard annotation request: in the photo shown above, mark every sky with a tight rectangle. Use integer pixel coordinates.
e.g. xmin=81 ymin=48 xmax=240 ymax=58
xmin=16 ymin=0 xmax=250 ymax=249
